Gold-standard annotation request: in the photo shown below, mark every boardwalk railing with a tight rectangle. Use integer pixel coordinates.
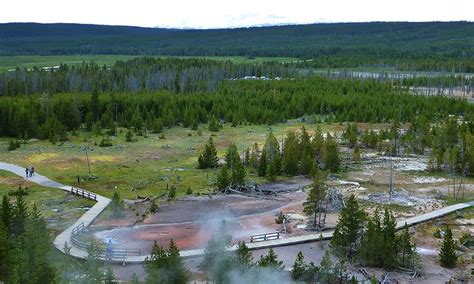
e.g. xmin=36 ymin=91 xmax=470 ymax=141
xmin=70 ymin=187 xmax=97 ymax=201
xmin=70 ymin=222 xmax=89 ymax=250
xmin=250 ymin=232 xmax=280 ymax=243
xmin=70 ymin=223 xmax=141 ymax=262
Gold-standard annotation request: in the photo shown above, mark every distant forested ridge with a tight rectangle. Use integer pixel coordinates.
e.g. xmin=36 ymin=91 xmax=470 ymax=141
xmin=0 ymin=22 xmax=473 ymax=71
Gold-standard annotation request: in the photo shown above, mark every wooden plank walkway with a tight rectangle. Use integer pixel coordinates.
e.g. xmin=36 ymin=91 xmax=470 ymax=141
xmin=1 ymin=161 xmax=472 ymax=263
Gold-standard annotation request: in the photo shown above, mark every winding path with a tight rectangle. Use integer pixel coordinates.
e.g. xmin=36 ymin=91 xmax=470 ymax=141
xmin=0 ymin=161 xmax=472 ymax=263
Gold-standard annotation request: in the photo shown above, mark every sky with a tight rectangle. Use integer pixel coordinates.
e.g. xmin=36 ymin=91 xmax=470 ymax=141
xmin=0 ymin=0 xmax=473 ymax=29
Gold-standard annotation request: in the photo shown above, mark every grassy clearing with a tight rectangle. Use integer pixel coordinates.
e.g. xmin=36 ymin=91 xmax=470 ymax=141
xmin=1 ymin=120 xmax=338 ymax=200
xmin=0 ymin=55 xmax=297 ymax=72
xmin=0 ymin=170 xmax=94 ymax=232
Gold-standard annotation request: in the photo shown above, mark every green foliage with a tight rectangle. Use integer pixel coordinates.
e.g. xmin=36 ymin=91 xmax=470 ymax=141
xmin=275 ymin=210 xmax=285 ymax=224
xmin=149 ymin=200 xmax=158 ymax=214
xmin=99 ymin=135 xmax=113 ymax=147
xmin=233 ymin=242 xmax=254 ymax=271
xmin=125 ymin=129 xmax=136 ymax=142
xmin=198 ymin=137 xmax=219 ymax=169
xmin=186 ymin=186 xmax=193 ymax=195
xmin=110 ymin=192 xmax=123 ymax=218
xmin=257 ymin=248 xmax=284 ymax=271
xmin=144 ymin=239 xmax=190 ymax=284
xmin=342 ymin=123 xmax=358 ymax=148
xmin=439 ymin=228 xmax=458 ymax=268
xmin=330 ymin=194 xmax=366 ymax=259
xmin=291 ymin=251 xmax=306 ymax=280
xmin=7 ymin=140 xmax=20 ymax=151
xmin=1 ymin=76 xmax=473 ymax=143
xmin=1 ymin=22 xmax=473 ymax=72
xmin=168 ymin=186 xmax=177 ymax=200
xmin=223 ymin=143 xmax=246 ymax=186
xmin=103 ymin=265 xmax=117 ymax=284
xmin=257 ymin=150 xmax=267 ymax=177
xmin=0 ymin=197 xmax=58 ymax=284
xmin=359 ymin=208 xmax=398 ymax=269
xmin=208 ymin=117 xmax=221 ymax=132
xmin=217 ymin=166 xmax=231 ymax=190
xmin=303 ymin=168 xmax=328 ymax=228
xmin=398 ymin=223 xmax=418 ymax=270
xmin=323 ymin=133 xmax=340 ymax=173
xmin=200 ymin=221 xmax=233 ymax=283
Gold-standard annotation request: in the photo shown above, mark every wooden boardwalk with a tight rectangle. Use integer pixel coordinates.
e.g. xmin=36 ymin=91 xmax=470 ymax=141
xmin=1 ymin=161 xmax=472 ymax=263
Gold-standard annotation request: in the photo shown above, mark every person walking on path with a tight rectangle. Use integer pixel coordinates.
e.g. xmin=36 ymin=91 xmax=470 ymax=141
xmin=25 ymin=167 xmax=29 ymax=178
xmin=30 ymin=166 xmax=35 ymax=176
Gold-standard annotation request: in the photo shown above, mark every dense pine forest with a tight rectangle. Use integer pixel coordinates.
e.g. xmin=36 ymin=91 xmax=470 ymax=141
xmin=1 ymin=22 xmax=473 ymax=71
xmin=1 ymin=73 xmax=473 ymax=139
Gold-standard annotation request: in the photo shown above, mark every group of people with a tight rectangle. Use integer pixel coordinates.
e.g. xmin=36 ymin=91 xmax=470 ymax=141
xmin=25 ymin=166 xmax=35 ymax=178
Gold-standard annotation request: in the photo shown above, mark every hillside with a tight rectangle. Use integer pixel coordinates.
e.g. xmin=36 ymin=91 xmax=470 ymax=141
xmin=0 ymin=22 xmax=472 ymax=71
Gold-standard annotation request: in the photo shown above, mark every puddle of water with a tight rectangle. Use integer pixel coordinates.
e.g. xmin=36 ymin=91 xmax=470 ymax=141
xmin=416 ymin=247 xmax=438 ymax=256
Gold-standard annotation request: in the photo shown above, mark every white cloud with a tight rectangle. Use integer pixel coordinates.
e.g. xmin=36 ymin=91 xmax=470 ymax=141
xmin=0 ymin=0 xmax=472 ymax=28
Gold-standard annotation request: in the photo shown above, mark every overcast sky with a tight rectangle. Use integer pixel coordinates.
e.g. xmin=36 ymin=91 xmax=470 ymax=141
xmin=1 ymin=0 xmax=472 ymax=28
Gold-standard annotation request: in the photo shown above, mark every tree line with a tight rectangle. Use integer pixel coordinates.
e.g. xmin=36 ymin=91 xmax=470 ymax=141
xmin=2 ymin=76 xmax=473 ymax=140
xmin=0 ymin=57 xmax=297 ymax=97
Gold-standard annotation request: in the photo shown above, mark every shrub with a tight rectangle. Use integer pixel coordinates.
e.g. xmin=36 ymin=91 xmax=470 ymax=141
xmin=99 ymin=136 xmax=113 ymax=147
xmin=186 ymin=187 xmax=193 ymax=195
xmin=7 ymin=140 xmax=20 ymax=151
xmin=275 ymin=211 xmax=285 ymax=224
xmin=125 ymin=129 xmax=135 ymax=142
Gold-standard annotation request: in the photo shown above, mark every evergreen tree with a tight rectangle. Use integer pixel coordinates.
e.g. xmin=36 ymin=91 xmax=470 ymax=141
xmin=291 ymin=251 xmax=306 ymax=280
xmin=23 ymin=204 xmax=56 ymax=283
xmin=144 ymin=241 xmax=166 ymax=283
xmin=382 ymin=208 xmax=397 ymax=269
xmin=13 ymin=193 xmax=28 ymax=236
xmin=200 ymin=221 xmax=233 ymax=283
xmin=90 ymin=89 xmax=101 ymax=122
xmin=300 ymin=148 xmax=315 ymax=175
xmin=439 ymin=228 xmax=458 ymax=268
xmin=110 ymin=192 xmax=123 ymax=218
xmin=217 ymin=165 xmax=231 ymax=190
xmin=319 ymin=250 xmax=335 ymax=283
xmin=258 ymin=150 xmax=267 ymax=177
xmin=233 ymin=242 xmax=254 ymax=271
xmin=208 ymin=117 xmax=221 ymax=132
xmin=166 ymin=239 xmax=191 ymax=284
xmin=84 ymin=240 xmax=103 ymax=283
xmin=324 ymin=133 xmax=340 ymax=172
xmin=103 ymin=265 xmax=117 ymax=284
xmin=398 ymin=223 xmax=418 ymax=269
xmin=0 ymin=217 xmax=15 ymax=284
xmin=360 ymin=209 xmax=384 ymax=267
xmin=331 ymin=194 xmax=366 ymax=259
xmin=198 ymin=137 xmax=219 ymax=169
xmin=266 ymin=159 xmax=277 ymax=181
xmin=249 ymin=143 xmax=260 ymax=169
xmin=264 ymin=132 xmax=281 ymax=174
xmin=282 ymin=131 xmax=299 ymax=175
xmin=257 ymin=248 xmax=284 ymax=271
xmin=1 ymin=194 xmax=13 ymax=234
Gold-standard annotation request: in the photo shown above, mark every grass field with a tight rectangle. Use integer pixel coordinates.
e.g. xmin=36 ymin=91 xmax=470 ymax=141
xmin=0 ymin=170 xmax=95 ymax=231
xmin=0 ymin=55 xmax=297 ymax=72
xmin=0 ymin=120 xmax=343 ymax=200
